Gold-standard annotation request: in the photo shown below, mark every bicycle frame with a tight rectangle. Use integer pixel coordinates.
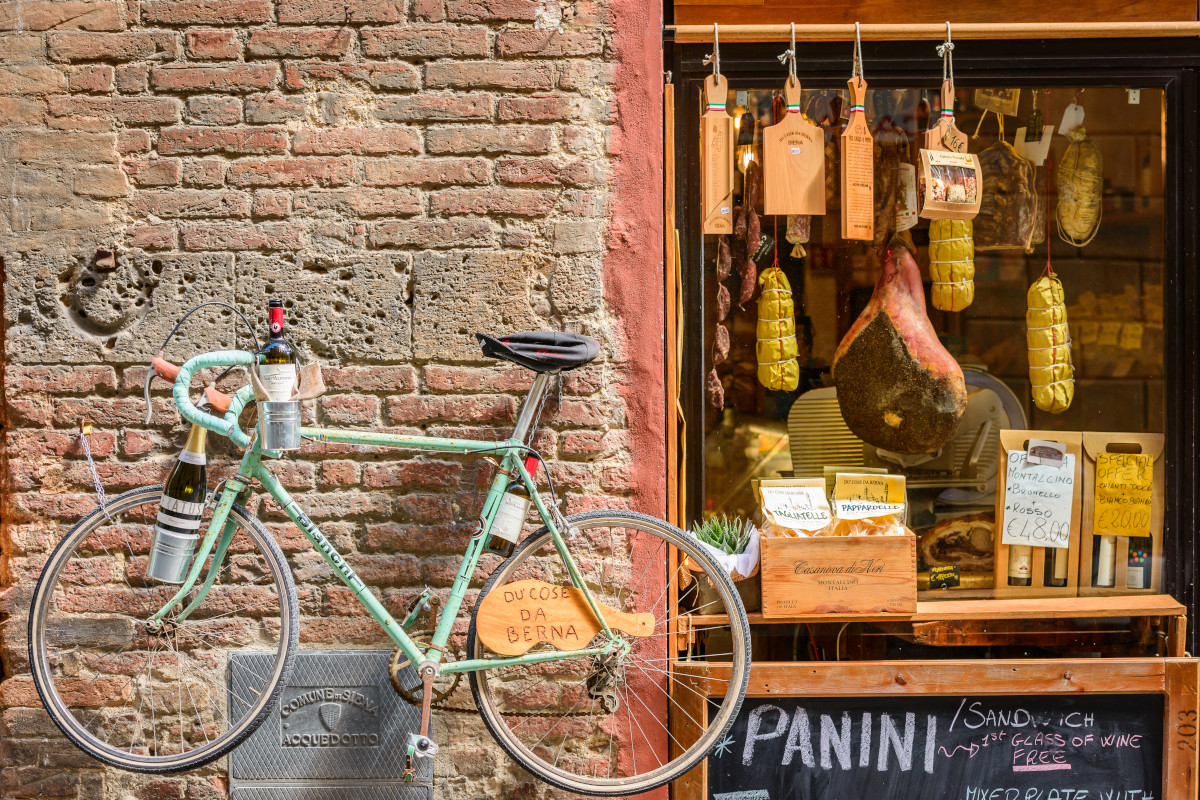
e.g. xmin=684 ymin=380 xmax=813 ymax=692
xmin=148 ymin=351 xmax=618 ymax=677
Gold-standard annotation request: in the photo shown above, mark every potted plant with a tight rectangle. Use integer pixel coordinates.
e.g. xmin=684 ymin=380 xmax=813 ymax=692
xmin=684 ymin=514 xmax=761 ymax=614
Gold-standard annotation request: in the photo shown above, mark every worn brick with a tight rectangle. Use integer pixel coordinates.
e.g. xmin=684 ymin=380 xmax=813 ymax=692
xmin=374 ymin=91 xmax=490 ymax=123
xmin=0 ymin=0 xmax=124 ymax=31
xmin=321 ymin=365 xmax=417 ymax=392
xmin=185 ymin=95 xmax=242 ymax=125
xmin=159 ymin=125 xmax=288 ymax=155
xmin=67 ymin=64 xmax=112 ymax=92
xmin=386 ymin=394 xmax=515 ymax=424
xmin=48 ymin=31 xmax=178 ymax=61
xmin=445 ymin=0 xmax=539 ymax=21
xmin=128 ymin=188 xmax=250 ymax=218
xmin=362 ymin=156 xmax=489 ymax=186
xmin=151 ymin=63 xmax=278 ymax=93
xmin=125 ymin=222 xmax=177 ymax=249
xmin=115 ymin=63 xmax=148 ymax=92
xmin=423 ymin=364 xmax=530 ymax=393
xmin=227 ymin=157 xmax=355 ymax=187
xmin=116 ymin=129 xmax=151 ymax=153
xmin=247 ymin=28 xmax=352 ymax=58
xmin=251 ymin=189 xmax=291 ymax=218
xmin=425 ymin=60 xmax=553 ymax=90
xmin=319 ymin=394 xmax=380 ymax=425
xmin=430 ymin=187 xmax=555 ymax=216
xmin=361 ymin=25 xmax=487 ymax=59
xmin=497 ymin=29 xmax=602 ymax=58
xmin=293 ymin=126 xmax=419 ymax=155
xmin=12 ymin=130 xmax=116 ymax=163
xmin=0 ymin=95 xmax=43 ymax=125
xmin=244 ymin=92 xmax=306 ymax=123
xmin=184 ymin=29 xmax=242 ymax=59
xmin=413 ymin=0 xmax=446 ymax=20
xmin=73 ymin=164 xmax=129 ymax=197
xmin=497 ymin=93 xmax=571 ymax=121
xmin=141 ymin=0 xmax=271 ymax=24
xmin=181 ymin=157 xmax=228 ymax=186
xmin=0 ymin=65 xmax=64 ymax=94
xmin=283 ymin=61 xmax=418 ymax=91
xmin=46 ymin=95 xmax=181 ymax=125
xmin=426 ymin=124 xmax=551 ymax=155
xmin=6 ymin=365 xmax=116 ymax=393
xmin=362 ymin=460 xmax=463 ymax=489
xmin=181 ymin=221 xmax=306 ymax=250
xmin=294 ymin=187 xmax=421 ymax=216
xmin=277 ymin=0 xmax=404 ymax=23
xmin=369 ymin=217 xmax=496 ymax=248
xmin=497 ymin=156 xmax=595 ymax=186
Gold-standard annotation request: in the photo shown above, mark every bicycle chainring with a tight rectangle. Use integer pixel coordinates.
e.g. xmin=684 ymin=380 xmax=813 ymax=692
xmin=388 ymin=634 xmax=468 ymax=712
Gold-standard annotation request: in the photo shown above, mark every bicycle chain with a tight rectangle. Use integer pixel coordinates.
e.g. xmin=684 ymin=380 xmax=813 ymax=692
xmin=388 ymin=633 xmax=609 ymax=717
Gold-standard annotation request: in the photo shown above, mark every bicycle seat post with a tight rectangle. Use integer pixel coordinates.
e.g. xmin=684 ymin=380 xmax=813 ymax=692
xmin=512 ymin=371 xmax=553 ymax=444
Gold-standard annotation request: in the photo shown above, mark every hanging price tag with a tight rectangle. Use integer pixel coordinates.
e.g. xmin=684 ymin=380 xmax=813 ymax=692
xmin=1058 ymin=102 xmax=1086 ymax=135
xmin=840 ymin=75 xmax=874 ymax=240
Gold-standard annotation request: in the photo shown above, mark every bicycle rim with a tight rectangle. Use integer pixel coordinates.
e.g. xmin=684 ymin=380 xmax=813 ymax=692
xmin=467 ymin=510 xmax=751 ymax=796
xmin=29 ymin=485 xmax=298 ymax=772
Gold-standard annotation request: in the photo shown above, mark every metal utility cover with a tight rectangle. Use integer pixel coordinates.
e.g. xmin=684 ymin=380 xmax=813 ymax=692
xmin=230 ymin=650 xmax=431 ymax=799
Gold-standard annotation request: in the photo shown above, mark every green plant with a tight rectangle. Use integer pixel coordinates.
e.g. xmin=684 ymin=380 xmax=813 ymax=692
xmin=692 ymin=514 xmax=754 ymax=556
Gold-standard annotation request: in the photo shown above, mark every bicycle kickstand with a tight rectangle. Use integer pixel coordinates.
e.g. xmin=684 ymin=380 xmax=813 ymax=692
xmin=403 ymin=670 xmax=439 ymax=783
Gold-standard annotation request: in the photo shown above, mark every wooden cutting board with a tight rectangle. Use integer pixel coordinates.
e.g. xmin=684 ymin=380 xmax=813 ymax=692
xmin=701 ymin=73 xmax=734 ymax=234
xmin=763 ymin=74 xmax=825 ymax=216
xmin=840 ymin=74 xmax=874 ymax=240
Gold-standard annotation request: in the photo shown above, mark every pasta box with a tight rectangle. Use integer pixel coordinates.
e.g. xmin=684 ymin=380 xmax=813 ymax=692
xmin=759 ymin=534 xmax=918 ymax=617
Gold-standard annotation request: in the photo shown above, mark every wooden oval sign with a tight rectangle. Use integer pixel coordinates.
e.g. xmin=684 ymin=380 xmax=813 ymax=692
xmin=475 ymin=579 xmax=655 ymax=657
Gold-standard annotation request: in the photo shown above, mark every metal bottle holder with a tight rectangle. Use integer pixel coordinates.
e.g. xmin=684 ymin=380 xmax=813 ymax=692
xmin=259 ymin=400 xmax=302 ymax=450
xmin=147 ymin=525 xmax=202 ymax=583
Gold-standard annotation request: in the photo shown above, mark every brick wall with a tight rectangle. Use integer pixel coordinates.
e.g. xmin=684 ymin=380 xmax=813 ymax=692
xmin=0 ymin=0 xmax=664 ymax=795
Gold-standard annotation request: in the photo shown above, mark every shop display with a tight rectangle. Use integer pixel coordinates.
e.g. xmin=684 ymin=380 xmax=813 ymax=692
xmin=832 ymin=244 xmax=967 ymax=454
xmin=928 ymin=218 xmax=975 ymax=311
xmin=1027 ymin=271 xmax=1076 ymax=414
xmin=840 ymin=33 xmax=874 ymax=241
xmin=1079 ymin=433 xmax=1165 ymax=596
xmin=918 ymin=148 xmax=983 ymax=219
xmin=1057 ymin=126 xmax=1104 ymax=246
xmin=918 ymin=513 xmax=995 ymax=572
xmin=756 ymin=261 xmax=800 ymax=391
xmin=763 ymin=36 xmax=824 ymax=216
xmin=993 ymin=431 xmax=1083 ymax=598
xmin=871 ymin=98 xmax=910 ymax=247
xmin=974 ymin=120 xmax=1039 ymax=250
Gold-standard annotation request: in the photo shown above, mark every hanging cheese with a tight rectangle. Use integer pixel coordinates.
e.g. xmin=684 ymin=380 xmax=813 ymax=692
xmin=929 ymin=219 xmax=974 ymax=312
xmin=756 ymin=266 xmax=799 ymax=392
xmin=1057 ymin=126 xmax=1103 ymax=247
xmin=1027 ymin=273 xmax=1075 ymax=414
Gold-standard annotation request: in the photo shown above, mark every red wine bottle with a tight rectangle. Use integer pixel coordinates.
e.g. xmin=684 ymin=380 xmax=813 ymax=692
xmin=259 ymin=299 xmax=297 ymax=402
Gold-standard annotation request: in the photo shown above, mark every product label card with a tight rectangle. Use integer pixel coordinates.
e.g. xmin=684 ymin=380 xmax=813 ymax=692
xmin=1094 ymin=452 xmax=1154 ymax=538
xmin=1001 ymin=449 xmax=1075 ymax=548
xmin=927 ymin=150 xmax=976 ymax=168
xmin=833 ymin=474 xmax=906 ymax=520
xmin=928 ymin=564 xmax=961 ymax=589
xmin=760 ymin=485 xmax=831 ymax=532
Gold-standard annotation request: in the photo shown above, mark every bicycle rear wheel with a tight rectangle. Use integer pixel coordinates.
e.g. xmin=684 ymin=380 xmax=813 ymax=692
xmin=467 ymin=510 xmax=751 ymax=796
xmin=28 ymin=485 xmax=298 ymax=772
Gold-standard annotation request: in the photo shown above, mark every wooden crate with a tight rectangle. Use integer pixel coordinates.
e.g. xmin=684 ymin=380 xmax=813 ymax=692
xmin=1079 ymin=432 xmax=1166 ymax=596
xmin=759 ymin=534 xmax=916 ymax=616
xmin=992 ymin=430 xmax=1082 ymax=599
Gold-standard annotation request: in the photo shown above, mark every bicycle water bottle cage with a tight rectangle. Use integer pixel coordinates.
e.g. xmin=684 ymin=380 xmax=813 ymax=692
xmin=475 ymin=331 xmax=599 ymax=373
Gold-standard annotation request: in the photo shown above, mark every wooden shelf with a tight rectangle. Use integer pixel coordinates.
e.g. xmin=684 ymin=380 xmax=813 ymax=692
xmin=688 ymin=593 xmax=1185 ymax=626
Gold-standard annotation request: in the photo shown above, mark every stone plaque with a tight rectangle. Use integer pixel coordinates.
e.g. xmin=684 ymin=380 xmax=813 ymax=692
xmin=230 ymin=650 xmax=431 ymax=799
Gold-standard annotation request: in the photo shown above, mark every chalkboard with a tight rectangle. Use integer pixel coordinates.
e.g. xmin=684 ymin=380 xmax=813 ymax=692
xmin=708 ymin=694 xmax=1163 ymax=800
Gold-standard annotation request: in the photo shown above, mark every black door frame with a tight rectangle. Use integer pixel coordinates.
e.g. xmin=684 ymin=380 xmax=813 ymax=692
xmin=665 ymin=37 xmax=1200 ymax=652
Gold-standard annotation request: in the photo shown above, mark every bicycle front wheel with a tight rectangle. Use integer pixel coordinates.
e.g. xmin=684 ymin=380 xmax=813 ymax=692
xmin=467 ymin=510 xmax=751 ymax=796
xmin=28 ymin=485 xmax=298 ymax=772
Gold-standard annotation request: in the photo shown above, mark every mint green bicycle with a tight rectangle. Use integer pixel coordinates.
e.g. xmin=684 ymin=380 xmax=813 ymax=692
xmin=29 ymin=331 xmax=751 ymax=795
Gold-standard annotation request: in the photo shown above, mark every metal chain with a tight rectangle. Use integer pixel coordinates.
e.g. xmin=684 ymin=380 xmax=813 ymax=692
xmin=77 ymin=424 xmax=107 ymax=512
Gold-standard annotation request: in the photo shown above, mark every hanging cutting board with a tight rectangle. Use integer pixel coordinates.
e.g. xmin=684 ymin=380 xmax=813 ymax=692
xmin=840 ymin=75 xmax=874 ymax=240
xmin=763 ymin=75 xmax=825 ymax=216
xmin=701 ymin=73 xmax=734 ymax=234
xmin=925 ymin=79 xmax=969 ymax=153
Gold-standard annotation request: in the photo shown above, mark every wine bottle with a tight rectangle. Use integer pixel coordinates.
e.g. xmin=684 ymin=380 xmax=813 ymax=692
xmin=1094 ymin=535 xmax=1117 ymax=588
xmin=259 ymin=298 xmax=298 ymax=402
xmin=1126 ymin=541 xmax=1151 ymax=589
xmin=1044 ymin=547 xmax=1068 ymax=587
xmin=484 ymin=456 xmax=540 ymax=558
xmin=1007 ymin=545 xmax=1032 ymax=587
xmin=147 ymin=424 xmax=208 ymax=583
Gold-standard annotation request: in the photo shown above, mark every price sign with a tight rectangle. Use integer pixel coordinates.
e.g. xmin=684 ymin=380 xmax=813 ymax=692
xmin=1001 ymin=450 xmax=1075 ymax=548
xmin=1094 ymin=453 xmax=1154 ymax=537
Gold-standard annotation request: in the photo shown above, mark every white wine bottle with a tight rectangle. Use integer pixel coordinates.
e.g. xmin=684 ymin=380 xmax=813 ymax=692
xmin=485 ymin=456 xmax=540 ymax=558
xmin=1007 ymin=545 xmax=1032 ymax=587
xmin=259 ymin=298 xmax=297 ymax=402
xmin=1094 ymin=535 xmax=1117 ymax=588
xmin=147 ymin=424 xmax=208 ymax=583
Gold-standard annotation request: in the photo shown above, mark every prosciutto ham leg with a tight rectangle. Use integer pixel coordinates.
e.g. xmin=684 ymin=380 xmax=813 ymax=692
xmin=832 ymin=245 xmax=966 ymax=454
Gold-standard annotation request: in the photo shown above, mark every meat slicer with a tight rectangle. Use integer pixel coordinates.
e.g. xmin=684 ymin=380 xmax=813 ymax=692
xmin=787 ymin=364 xmax=1026 ymax=505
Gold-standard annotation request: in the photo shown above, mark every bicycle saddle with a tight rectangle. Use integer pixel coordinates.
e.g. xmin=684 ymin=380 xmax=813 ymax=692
xmin=475 ymin=331 xmax=600 ymax=373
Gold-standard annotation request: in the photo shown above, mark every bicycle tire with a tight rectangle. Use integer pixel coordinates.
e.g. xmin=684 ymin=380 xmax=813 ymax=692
xmin=29 ymin=484 xmax=299 ymax=773
xmin=466 ymin=509 xmax=751 ymax=796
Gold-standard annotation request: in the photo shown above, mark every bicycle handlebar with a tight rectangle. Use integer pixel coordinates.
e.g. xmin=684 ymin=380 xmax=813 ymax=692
xmin=172 ymin=350 xmax=259 ymax=448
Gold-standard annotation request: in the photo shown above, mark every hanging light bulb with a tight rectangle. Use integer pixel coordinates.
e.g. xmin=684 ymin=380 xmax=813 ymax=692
xmin=735 ymin=111 xmax=756 ymax=175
